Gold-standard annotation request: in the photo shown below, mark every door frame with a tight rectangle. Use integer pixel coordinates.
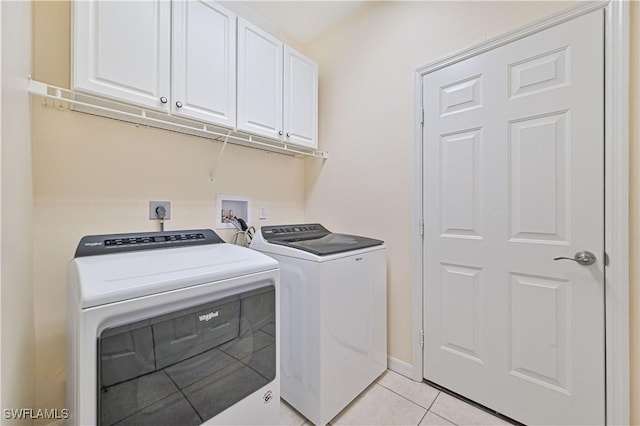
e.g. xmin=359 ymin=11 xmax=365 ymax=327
xmin=411 ymin=1 xmax=630 ymax=424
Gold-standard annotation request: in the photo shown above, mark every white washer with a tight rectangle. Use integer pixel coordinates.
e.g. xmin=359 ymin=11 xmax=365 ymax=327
xmin=67 ymin=229 xmax=280 ymax=426
xmin=251 ymin=224 xmax=386 ymax=426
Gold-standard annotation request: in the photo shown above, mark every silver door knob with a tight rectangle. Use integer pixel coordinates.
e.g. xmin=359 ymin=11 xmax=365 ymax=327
xmin=160 ymin=97 xmax=168 ymax=104
xmin=176 ymin=101 xmax=183 ymax=108
xmin=286 ymin=132 xmax=291 ymax=137
xmin=553 ymin=251 xmax=597 ymax=266
xmin=278 ymin=130 xmax=283 ymax=136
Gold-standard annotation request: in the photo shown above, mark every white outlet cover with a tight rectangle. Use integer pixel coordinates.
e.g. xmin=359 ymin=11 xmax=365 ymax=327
xmin=258 ymin=205 xmax=267 ymax=220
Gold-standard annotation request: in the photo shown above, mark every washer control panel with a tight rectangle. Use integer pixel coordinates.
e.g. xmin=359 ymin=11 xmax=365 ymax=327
xmin=261 ymin=223 xmax=329 ymax=241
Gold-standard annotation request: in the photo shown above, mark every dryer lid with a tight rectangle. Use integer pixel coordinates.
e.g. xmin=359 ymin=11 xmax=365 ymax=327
xmin=68 ymin=230 xmax=279 ymax=308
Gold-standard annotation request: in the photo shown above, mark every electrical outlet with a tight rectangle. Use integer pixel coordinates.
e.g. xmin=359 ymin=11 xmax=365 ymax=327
xmin=149 ymin=201 xmax=171 ymax=220
xmin=258 ymin=205 xmax=267 ymax=220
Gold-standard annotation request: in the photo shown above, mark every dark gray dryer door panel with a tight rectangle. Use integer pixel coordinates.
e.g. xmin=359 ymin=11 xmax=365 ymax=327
xmin=98 ymin=286 xmax=276 ymax=426
xmin=152 ymin=300 xmax=240 ymax=369
xmin=100 ymin=319 xmax=155 ymax=386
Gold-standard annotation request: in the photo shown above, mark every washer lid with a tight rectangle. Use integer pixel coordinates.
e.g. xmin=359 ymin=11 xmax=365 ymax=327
xmin=259 ymin=224 xmax=383 ymax=256
xmin=271 ymin=233 xmax=384 ymax=256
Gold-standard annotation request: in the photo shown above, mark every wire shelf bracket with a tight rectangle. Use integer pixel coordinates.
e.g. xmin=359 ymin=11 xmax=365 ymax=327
xmin=28 ymin=78 xmax=329 ymax=160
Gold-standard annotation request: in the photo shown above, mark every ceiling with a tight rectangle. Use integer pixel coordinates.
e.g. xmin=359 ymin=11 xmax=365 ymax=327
xmin=240 ymin=1 xmax=368 ymax=45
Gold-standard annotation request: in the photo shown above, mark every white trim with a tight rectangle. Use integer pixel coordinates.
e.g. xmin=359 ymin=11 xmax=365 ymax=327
xmin=412 ymin=1 xmax=630 ymax=424
xmin=411 ymin=70 xmax=425 ymax=382
xmin=0 ymin=0 xmax=3 ymax=411
xmin=387 ymin=356 xmax=414 ymax=380
xmin=415 ymin=1 xmax=607 ymax=76
xmin=603 ymin=1 xmax=630 ymax=425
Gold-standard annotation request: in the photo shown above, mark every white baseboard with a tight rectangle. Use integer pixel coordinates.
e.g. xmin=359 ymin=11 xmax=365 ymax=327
xmin=387 ymin=356 xmax=414 ymax=379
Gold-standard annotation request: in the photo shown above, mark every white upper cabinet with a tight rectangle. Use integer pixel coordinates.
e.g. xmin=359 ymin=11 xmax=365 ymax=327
xmin=284 ymin=46 xmax=318 ymax=149
xmin=171 ymin=1 xmax=236 ymax=127
xmin=237 ymin=19 xmax=319 ymax=148
xmin=237 ymin=18 xmax=283 ymax=140
xmin=73 ymin=1 xmax=319 ymax=150
xmin=72 ymin=0 xmax=171 ymax=112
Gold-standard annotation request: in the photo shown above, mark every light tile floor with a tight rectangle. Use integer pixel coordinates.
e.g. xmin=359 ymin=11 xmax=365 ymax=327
xmin=278 ymin=370 xmax=512 ymax=426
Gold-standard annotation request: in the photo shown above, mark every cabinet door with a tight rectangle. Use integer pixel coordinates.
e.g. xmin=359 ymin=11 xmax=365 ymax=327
xmin=72 ymin=0 xmax=171 ymax=112
xmin=172 ymin=1 xmax=236 ymax=127
xmin=284 ymin=46 xmax=318 ymax=149
xmin=237 ymin=18 xmax=283 ymax=140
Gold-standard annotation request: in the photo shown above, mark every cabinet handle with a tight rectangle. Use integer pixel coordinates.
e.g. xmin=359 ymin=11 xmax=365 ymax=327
xmin=176 ymin=101 xmax=183 ymax=108
xmin=278 ymin=130 xmax=283 ymax=136
xmin=160 ymin=97 xmax=168 ymax=104
xmin=286 ymin=132 xmax=291 ymax=138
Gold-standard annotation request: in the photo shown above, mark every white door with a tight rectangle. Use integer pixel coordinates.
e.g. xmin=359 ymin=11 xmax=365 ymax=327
xmin=171 ymin=1 xmax=236 ymax=127
xmin=422 ymin=10 xmax=604 ymax=425
xmin=72 ymin=0 xmax=171 ymax=112
xmin=237 ymin=18 xmax=283 ymax=140
xmin=284 ymin=46 xmax=319 ymax=149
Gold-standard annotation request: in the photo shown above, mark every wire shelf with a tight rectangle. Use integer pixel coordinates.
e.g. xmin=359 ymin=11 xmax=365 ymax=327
xmin=28 ymin=79 xmax=329 ymax=160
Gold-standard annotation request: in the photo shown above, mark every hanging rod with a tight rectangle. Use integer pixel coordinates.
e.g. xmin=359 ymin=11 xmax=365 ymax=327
xmin=28 ymin=79 xmax=329 ymax=160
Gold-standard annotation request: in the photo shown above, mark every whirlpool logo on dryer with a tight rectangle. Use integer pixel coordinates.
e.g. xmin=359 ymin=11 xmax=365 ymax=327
xmin=198 ymin=311 xmax=219 ymax=322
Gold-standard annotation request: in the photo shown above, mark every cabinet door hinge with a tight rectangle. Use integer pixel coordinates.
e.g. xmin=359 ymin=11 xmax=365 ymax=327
xmin=421 ymin=108 xmax=424 ymax=125
xmin=419 ymin=218 xmax=424 ymax=237
xmin=420 ymin=329 xmax=425 ymax=348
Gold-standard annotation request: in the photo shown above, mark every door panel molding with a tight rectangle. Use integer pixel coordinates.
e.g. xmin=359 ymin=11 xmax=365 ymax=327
xmin=412 ymin=2 xmax=629 ymax=425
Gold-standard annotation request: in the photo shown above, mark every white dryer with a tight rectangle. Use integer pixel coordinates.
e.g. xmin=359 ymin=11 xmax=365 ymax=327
xmin=251 ymin=224 xmax=386 ymax=426
xmin=67 ymin=229 xmax=280 ymax=426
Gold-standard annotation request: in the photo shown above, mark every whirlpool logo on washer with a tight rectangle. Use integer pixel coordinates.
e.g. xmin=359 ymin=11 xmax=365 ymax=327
xmin=84 ymin=242 xmax=102 ymax=247
xmin=198 ymin=311 xmax=219 ymax=322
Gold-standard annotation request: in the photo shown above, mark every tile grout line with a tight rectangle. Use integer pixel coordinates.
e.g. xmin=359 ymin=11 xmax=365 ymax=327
xmin=427 ymin=410 xmax=460 ymax=426
xmin=416 ymin=410 xmax=429 ymax=426
xmin=374 ymin=382 xmax=434 ymax=413
xmin=289 ymin=373 xmax=498 ymax=426
xmin=425 ymin=392 xmax=457 ymax=426
xmin=280 ymin=398 xmax=310 ymax=426
xmin=425 ymin=390 xmax=440 ymax=411
xmin=295 ymin=374 xmax=468 ymax=426
xmin=427 ymin=390 xmax=516 ymax=425
xmin=425 ymin=393 xmax=460 ymax=426
xmin=420 ymin=390 xmax=461 ymax=426
xmin=372 ymin=385 xmax=459 ymax=426
xmin=376 ymin=375 xmax=444 ymax=413
xmin=373 ymin=381 xmax=459 ymax=426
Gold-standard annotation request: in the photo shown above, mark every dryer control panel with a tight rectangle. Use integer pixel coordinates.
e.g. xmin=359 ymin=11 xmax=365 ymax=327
xmin=74 ymin=229 xmax=224 ymax=257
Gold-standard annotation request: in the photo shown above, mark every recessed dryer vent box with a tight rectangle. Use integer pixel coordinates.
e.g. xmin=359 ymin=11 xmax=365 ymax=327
xmin=216 ymin=195 xmax=252 ymax=230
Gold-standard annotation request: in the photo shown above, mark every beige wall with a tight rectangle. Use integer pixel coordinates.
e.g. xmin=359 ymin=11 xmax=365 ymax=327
xmin=630 ymin=2 xmax=639 ymax=424
xmin=1 ymin=0 xmax=36 ymax=420
xmin=303 ymin=0 xmax=572 ymax=365
xmin=31 ymin=0 xmax=305 ymax=415
xmin=27 ymin=0 xmax=640 ymax=421
xmin=305 ymin=1 xmax=640 ymax=421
